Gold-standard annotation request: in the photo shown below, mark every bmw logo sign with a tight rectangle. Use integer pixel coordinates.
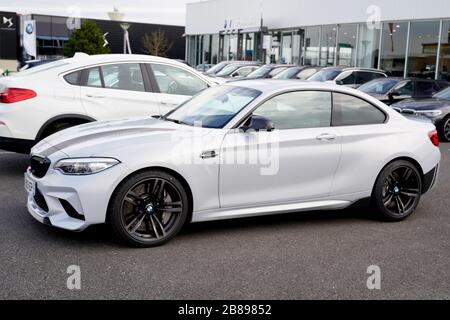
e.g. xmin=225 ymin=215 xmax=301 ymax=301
xmin=26 ymin=23 xmax=34 ymax=34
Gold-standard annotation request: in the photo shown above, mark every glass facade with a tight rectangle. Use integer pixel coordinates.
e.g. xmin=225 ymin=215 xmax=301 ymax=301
xmin=438 ymin=20 xmax=450 ymax=81
xmin=187 ymin=19 xmax=450 ymax=80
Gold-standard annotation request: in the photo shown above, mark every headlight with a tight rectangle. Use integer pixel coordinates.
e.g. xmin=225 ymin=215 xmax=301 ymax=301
xmin=54 ymin=158 xmax=120 ymax=175
xmin=416 ymin=110 xmax=443 ymax=118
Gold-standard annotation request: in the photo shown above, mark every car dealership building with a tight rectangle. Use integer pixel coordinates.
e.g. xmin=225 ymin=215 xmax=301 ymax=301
xmin=0 ymin=11 xmax=185 ymax=72
xmin=185 ymin=0 xmax=450 ymax=80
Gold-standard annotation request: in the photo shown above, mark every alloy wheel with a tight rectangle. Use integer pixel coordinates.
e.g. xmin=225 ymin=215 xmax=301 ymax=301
xmin=120 ymin=178 xmax=184 ymax=242
xmin=382 ymin=166 xmax=421 ymax=217
xmin=444 ymin=118 xmax=450 ymax=141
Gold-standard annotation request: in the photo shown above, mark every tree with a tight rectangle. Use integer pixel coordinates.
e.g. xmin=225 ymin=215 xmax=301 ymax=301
xmin=142 ymin=30 xmax=173 ymax=57
xmin=64 ymin=20 xmax=110 ymax=57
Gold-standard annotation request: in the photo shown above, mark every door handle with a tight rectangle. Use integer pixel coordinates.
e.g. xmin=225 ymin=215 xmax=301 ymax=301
xmin=316 ymin=133 xmax=337 ymax=141
xmin=86 ymin=94 xmax=105 ymax=99
xmin=200 ymin=150 xmax=218 ymax=159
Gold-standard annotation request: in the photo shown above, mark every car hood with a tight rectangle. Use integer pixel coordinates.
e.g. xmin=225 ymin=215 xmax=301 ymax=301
xmin=33 ymin=117 xmax=208 ymax=158
xmin=392 ymin=98 xmax=450 ymax=110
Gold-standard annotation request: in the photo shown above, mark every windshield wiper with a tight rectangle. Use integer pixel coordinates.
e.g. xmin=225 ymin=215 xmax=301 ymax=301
xmin=163 ymin=117 xmax=192 ymax=126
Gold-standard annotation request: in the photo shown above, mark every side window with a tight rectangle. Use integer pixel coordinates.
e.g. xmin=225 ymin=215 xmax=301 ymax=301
xmin=85 ymin=67 xmax=103 ymax=88
xmin=253 ymin=91 xmax=332 ymax=130
xmin=332 ymin=93 xmax=386 ymax=126
xmin=150 ymin=64 xmax=209 ymax=96
xmin=337 ymin=71 xmax=356 ymax=85
xmin=64 ymin=71 xmax=81 ymax=85
xmin=394 ymin=81 xmax=413 ymax=96
xmin=356 ymin=72 xmax=383 ymax=85
xmin=235 ymin=67 xmax=255 ymax=77
xmin=101 ymin=63 xmax=145 ymax=92
xmin=416 ymin=81 xmax=437 ymax=97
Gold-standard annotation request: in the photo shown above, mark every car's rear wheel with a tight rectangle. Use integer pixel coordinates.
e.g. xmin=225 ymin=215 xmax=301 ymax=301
xmin=108 ymin=170 xmax=189 ymax=247
xmin=439 ymin=115 xmax=450 ymax=142
xmin=372 ymin=160 xmax=422 ymax=221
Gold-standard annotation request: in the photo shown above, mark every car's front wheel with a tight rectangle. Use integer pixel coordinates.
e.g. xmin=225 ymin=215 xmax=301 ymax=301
xmin=108 ymin=170 xmax=189 ymax=247
xmin=372 ymin=160 xmax=422 ymax=221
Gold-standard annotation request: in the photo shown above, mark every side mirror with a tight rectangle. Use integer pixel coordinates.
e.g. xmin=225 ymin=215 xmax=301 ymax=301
xmin=390 ymin=90 xmax=401 ymax=97
xmin=241 ymin=115 xmax=275 ymax=132
xmin=335 ymin=80 xmax=344 ymax=85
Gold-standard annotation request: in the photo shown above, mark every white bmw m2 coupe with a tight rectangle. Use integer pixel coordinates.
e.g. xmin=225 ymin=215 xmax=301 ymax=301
xmin=26 ymin=81 xmax=441 ymax=247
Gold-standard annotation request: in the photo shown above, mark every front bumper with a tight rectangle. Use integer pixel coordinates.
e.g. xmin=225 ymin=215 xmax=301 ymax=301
xmin=25 ymin=163 xmax=127 ymax=232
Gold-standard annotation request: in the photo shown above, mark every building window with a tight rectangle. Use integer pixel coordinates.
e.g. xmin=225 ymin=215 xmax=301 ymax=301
xmin=320 ymin=25 xmax=337 ymax=66
xmin=337 ymin=24 xmax=358 ymax=67
xmin=380 ymin=22 xmax=408 ymax=76
xmin=356 ymin=23 xmax=380 ymax=69
xmin=407 ymin=21 xmax=440 ymax=78
xmin=211 ymin=34 xmax=219 ymax=64
xmin=438 ymin=20 xmax=450 ymax=81
xmin=304 ymin=26 xmax=320 ymax=66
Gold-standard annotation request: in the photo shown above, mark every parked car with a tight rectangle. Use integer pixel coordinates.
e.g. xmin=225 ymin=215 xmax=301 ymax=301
xmin=215 ymin=63 xmax=261 ymax=79
xmin=359 ymin=77 xmax=450 ymax=105
xmin=204 ymin=61 xmax=255 ymax=76
xmin=391 ymin=86 xmax=450 ymax=142
xmin=308 ymin=67 xmax=387 ymax=88
xmin=26 ymin=80 xmax=440 ymax=247
xmin=243 ymin=64 xmax=293 ymax=80
xmin=196 ymin=63 xmax=213 ymax=72
xmin=0 ymin=54 xmax=215 ymax=154
xmin=274 ymin=66 xmax=322 ymax=80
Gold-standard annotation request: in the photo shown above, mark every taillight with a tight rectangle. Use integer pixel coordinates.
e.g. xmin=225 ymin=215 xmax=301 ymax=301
xmin=0 ymin=88 xmax=37 ymax=103
xmin=429 ymin=130 xmax=439 ymax=147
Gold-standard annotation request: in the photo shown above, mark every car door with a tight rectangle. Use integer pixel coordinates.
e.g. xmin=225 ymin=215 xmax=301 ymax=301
xmin=147 ymin=63 xmax=210 ymax=115
xmin=219 ymin=90 xmax=342 ymax=208
xmin=80 ymin=63 xmax=161 ymax=120
xmin=329 ymin=92 xmax=389 ymax=196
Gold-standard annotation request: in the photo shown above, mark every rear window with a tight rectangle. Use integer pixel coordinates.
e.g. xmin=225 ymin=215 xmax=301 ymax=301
xmin=332 ymin=92 xmax=386 ymax=126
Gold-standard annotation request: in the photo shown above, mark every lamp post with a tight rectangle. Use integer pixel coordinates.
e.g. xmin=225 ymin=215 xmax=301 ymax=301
xmin=108 ymin=8 xmax=132 ymax=54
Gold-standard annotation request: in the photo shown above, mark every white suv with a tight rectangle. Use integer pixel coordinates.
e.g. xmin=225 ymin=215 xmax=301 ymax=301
xmin=0 ymin=53 xmax=215 ymax=153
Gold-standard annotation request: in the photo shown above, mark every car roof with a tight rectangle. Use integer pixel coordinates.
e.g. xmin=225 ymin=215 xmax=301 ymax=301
xmin=320 ymin=66 xmax=386 ymax=73
xmin=225 ymin=79 xmax=346 ymax=92
xmin=64 ymin=54 xmax=190 ymax=70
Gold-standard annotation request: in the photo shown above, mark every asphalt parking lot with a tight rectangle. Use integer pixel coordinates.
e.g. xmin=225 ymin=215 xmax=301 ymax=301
xmin=0 ymin=145 xmax=449 ymax=300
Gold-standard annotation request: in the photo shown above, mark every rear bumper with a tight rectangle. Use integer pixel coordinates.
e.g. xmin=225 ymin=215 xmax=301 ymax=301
xmin=0 ymin=136 xmax=35 ymax=154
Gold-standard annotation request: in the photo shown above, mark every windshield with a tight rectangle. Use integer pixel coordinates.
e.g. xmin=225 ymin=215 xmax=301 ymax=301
xmin=433 ymin=87 xmax=450 ymax=99
xmin=308 ymin=69 xmax=341 ymax=81
xmin=247 ymin=66 xmax=271 ymax=78
xmin=359 ymin=79 xmax=400 ymax=95
xmin=216 ymin=64 xmax=242 ymax=77
xmin=274 ymin=67 xmax=301 ymax=79
xmin=205 ymin=62 xmax=228 ymax=75
xmin=165 ymin=86 xmax=261 ymax=128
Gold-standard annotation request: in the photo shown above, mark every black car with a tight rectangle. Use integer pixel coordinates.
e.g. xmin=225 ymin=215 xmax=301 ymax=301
xmin=307 ymin=67 xmax=387 ymax=88
xmin=391 ymin=86 xmax=450 ymax=142
xmin=359 ymin=77 xmax=450 ymax=105
xmin=273 ymin=66 xmax=322 ymax=80
xmin=244 ymin=64 xmax=293 ymax=80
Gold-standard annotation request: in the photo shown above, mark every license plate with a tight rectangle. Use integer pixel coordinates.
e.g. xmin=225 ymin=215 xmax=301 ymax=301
xmin=24 ymin=173 xmax=36 ymax=196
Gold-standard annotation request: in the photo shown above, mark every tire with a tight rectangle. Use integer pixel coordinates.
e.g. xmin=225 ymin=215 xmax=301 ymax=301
xmin=438 ymin=115 xmax=450 ymax=142
xmin=372 ymin=160 xmax=422 ymax=222
xmin=107 ymin=170 xmax=190 ymax=247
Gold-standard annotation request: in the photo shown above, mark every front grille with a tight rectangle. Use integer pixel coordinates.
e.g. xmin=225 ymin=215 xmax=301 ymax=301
xmin=30 ymin=156 xmax=51 ymax=178
xmin=34 ymin=188 xmax=49 ymax=213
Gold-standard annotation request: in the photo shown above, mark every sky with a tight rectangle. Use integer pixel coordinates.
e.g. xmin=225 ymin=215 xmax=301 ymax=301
xmin=0 ymin=0 xmax=197 ymax=26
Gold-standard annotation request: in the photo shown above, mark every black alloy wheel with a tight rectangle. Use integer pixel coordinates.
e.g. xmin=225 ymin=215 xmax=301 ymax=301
xmin=373 ymin=160 xmax=422 ymax=221
xmin=108 ymin=170 xmax=189 ymax=247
